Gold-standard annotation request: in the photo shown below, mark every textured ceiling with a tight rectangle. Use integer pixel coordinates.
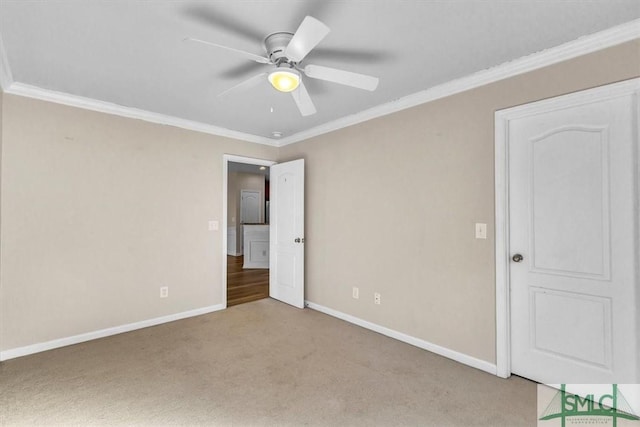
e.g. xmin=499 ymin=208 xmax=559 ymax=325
xmin=1 ymin=1 xmax=639 ymax=143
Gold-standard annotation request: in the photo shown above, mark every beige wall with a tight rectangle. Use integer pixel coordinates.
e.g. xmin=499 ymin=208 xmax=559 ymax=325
xmin=0 ymin=88 xmax=3 ymax=351
xmin=1 ymin=40 xmax=638 ymax=361
xmin=279 ymin=40 xmax=640 ymax=364
xmin=228 ymin=172 xmax=265 ymax=226
xmin=227 ymin=171 xmax=265 ymax=253
xmin=0 ymin=94 xmax=277 ymax=350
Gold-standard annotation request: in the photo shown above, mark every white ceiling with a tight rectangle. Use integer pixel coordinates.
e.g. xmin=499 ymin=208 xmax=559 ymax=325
xmin=1 ymin=1 xmax=638 ymax=144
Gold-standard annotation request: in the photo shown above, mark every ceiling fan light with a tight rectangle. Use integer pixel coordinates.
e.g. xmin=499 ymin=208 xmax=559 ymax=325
xmin=268 ymin=69 xmax=300 ymax=92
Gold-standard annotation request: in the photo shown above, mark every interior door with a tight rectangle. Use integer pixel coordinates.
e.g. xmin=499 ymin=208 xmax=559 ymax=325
xmin=269 ymin=159 xmax=305 ymax=308
xmin=240 ymin=190 xmax=261 ymax=224
xmin=509 ymin=88 xmax=638 ymax=383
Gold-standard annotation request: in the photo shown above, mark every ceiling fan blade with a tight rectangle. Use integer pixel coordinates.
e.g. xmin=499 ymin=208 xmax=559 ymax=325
xmin=285 ymin=16 xmax=330 ymax=63
xmin=218 ymin=72 xmax=267 ymax=97
xmin=311 ymin=47 xmax=386 ymax=64
xmin=291 ymin=80 xmax=317 ymax=116
xmin=184 ymin=38 xmax=270 ymax=64
xmin=219 ymin=61 xmax=265 ymax=80
xmin=181 ymin=4 xmax=264 ymax=43
xmin=303 ymin=64 xmax=379 ymax=91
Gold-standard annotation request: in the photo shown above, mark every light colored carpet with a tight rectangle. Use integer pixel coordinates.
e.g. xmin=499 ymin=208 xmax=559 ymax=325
xmin=0 ymin=299 xmax=536 ymax=426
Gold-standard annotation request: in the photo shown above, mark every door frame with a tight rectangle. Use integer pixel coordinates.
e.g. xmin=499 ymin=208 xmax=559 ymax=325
xmin=222 ymin=154 xmax=276 ymax=308
xmin=494 ymin=78 xmax=640 ymax=379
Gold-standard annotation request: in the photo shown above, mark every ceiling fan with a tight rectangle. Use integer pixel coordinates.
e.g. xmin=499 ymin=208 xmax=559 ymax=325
xmin=185 ymin=16 xmax=379 ymax=116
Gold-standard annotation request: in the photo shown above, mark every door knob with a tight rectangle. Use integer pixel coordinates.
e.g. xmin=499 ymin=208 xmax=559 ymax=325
xmin=295 ymin=238 xmax=301 ymax=243
xmin=512 ymin=253 xmax=524 ymax=263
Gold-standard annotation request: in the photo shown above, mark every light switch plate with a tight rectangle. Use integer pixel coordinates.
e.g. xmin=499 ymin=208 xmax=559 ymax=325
xmin=475 ymin=223 xmax=487 ymax=239
xmin=208 ymin=220 xmax=219 ymax=231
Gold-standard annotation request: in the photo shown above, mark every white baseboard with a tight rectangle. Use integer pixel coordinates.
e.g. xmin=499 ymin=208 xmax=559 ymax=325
xmin=305 ymin=301 xmax=498 ymax=376
xmin=0 ymin=304 xmax=225 ymax=361
xmin=2 ymin=299 xmax=498 ymax=375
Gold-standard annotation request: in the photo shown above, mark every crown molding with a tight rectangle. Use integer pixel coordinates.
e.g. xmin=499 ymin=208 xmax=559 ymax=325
xmin=1 ymin=18 xmax=638 ymax=146
xmin=277 ymin=18 xmax=640 ymax=146
xmin=4 ymin=82 xmax=278 ymax=146
xmin=0 ymin=31 xmax=14 ymax=91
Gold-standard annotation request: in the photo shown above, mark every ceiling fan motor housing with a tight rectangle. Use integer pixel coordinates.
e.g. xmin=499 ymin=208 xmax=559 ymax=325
xmin=264 ymin=32 xmax=295 ymax=65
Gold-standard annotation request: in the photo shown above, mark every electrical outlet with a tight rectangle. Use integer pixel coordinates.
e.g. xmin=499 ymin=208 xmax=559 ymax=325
xmin=374 ymin=292 xmax=381 ymax=305
xmin=352 ymin=287 xmax=359 ymax=299
xmin=160 ymin=286 xmax=169 ymax=298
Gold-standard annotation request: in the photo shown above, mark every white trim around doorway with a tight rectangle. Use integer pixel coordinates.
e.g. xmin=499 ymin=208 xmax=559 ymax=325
xmin=494 ymin=77 xmax=640 ymax=379
xmin=222 ymin=155 xmax=276 ymax=308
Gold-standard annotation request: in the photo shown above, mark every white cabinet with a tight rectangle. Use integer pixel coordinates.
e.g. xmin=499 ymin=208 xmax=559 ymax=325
xmin=243 ymin=224 xmax=269 ymax=269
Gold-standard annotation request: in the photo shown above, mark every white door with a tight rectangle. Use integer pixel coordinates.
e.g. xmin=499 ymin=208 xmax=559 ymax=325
xmin=508 ymin=83 xmax=638 ymax=383
xmin=269 ymin=159 xmax=305 ymax=308
xmin=240 ymin=190 xmax=261 ymax=224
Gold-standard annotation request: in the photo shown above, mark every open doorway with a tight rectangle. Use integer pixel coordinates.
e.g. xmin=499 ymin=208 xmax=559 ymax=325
xmin=224 ymin=157 xmax=274 ymax=307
